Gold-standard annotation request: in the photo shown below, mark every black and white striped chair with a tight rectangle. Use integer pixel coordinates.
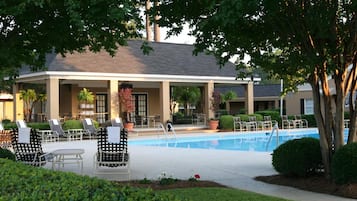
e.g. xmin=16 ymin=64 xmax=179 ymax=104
xmin=94 ymin=127 xmax=130 ymax=179
xmin=11 ymin=128 xmax=52 ymax=166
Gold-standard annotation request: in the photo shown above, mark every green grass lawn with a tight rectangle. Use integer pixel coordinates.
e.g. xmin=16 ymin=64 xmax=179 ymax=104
xmin=157 ymin=187 xmax=291 ymax=201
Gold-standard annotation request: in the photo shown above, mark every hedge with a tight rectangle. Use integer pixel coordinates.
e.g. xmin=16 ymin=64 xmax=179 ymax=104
xmin=0 ymin=159 xmax=180 ymax=201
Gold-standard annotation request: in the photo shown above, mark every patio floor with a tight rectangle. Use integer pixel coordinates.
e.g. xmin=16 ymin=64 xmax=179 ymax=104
xmin=41 ymin=132 xmax=354 ymax=201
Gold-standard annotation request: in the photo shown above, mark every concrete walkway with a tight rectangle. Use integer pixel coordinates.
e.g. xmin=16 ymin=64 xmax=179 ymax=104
xmin=42 ymin=139 xmax=354 ymax=201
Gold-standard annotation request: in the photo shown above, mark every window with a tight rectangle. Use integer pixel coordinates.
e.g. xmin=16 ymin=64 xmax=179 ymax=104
xmin=304 ymin=99 xmax=314 ymax=115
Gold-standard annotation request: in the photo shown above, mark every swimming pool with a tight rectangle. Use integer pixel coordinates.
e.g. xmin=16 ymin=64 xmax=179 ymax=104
xmin=130 ymin=128 xmax=343 ymax=152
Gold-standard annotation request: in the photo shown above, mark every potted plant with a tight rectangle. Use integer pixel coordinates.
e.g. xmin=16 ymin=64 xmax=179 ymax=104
xmin=118 ymin=86 xmax=134 ymax=130
xmin=78 ymin=88 xmax=95 ymax=107
xmin=209 ymin=90 xmax=221 ymax=130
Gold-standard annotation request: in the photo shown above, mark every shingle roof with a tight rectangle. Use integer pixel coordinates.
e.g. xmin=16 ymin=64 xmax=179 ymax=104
xmin=22 ymin=40 xmax=238 ymax=77
xmin=217 ymin=84 xmax=281 ymax=97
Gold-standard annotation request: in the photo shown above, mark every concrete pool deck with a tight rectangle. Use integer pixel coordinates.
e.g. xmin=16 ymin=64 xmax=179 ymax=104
xmin=42 ymin=134 xmax=354 ymax=201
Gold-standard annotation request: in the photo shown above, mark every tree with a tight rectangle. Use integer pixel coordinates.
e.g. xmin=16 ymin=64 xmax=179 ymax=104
xmin=0 ymin=0 xmax=145 ymax=90
xmin=152 ymin=1 xmax=357 ymax=178
xmin=19 ymin=89 xmax=45 ymax=122
xmin=118 ymin=88 xmax=134 ymax=123
xmin=172 ymin=86 xmax=201 ymax=116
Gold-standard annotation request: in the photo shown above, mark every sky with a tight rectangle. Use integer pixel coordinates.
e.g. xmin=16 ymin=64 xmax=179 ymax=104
xmin=160 ymin=24 xmax=196 ymax=44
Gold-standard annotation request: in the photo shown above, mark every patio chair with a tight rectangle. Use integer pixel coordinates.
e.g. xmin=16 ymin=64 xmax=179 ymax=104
xmin=11 ymin=128 xmax=52 ymax=166
xmin=94 ymin=127 xmax=130 ymax=179
xmin=259 ymin=116 xmax=273 ymax=130
xmin=233 ymin=116 xmax=245 ymax=132
xmin=82 ymin=118 xmax=98 ymax=139
xmin=16 ymin=120 xmax=27 ymax=128
xmin=294 ymin=115 xmax=308 ymax=128
xmin=111 ymin=117 xmax=123 ymax=127
xmin=245 ymin=116 xmax=258 ymax=131
xmin=49 ymin=119 xmax=82 ymax=141
xmin=281 ymin=115 xmax=294 ymax=129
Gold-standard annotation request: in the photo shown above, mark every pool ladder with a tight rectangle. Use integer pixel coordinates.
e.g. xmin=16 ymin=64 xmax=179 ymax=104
xmin=157 ymin=122 xmax=177 ymax=139
xmin=266 ymin=123 xmax=279 ymax=151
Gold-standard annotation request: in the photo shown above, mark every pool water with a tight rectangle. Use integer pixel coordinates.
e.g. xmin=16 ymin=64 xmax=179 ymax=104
xmin=130 ymin=128 xmax=343 ymax=152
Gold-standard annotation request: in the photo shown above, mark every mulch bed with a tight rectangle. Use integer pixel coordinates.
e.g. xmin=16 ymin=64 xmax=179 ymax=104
xmin=114 ymin=175 xmax=357 ymax=199
xmin=114 ymin=180 xmax=227 ymax=190
xmin=255 ymin=174 xmax=357 ymax=199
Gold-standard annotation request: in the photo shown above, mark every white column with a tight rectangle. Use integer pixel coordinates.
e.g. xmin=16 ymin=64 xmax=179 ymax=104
xmin=245 ymin=82 xmax=254 ymax=114
xmin=46 ymin=77 xmax=59 ymax=119
xmin=160 ymin=81 xmax=170 ymax=123
xmin=108 ymin=80 xmax=119 ymax=119
xmin=12 ymin=84 xmax=22 ymax=121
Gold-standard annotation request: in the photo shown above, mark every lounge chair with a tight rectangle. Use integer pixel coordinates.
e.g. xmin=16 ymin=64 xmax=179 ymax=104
xmin=111 ymin=117 xmax=123 ymax=127
xmin=11 ymin=128 xmax=52 ymax=166
xmin=49 ymin=119 xmax=82 ymax=141
xmin=16 ymin=120 xmax=27 ymax=128
xmin=0 ymin=124 xmax=11 ymax=148
xmin=94 ymin=127 xmax=130 ymax=179
xmin=82 ymin=118 xmax=98 ymax=139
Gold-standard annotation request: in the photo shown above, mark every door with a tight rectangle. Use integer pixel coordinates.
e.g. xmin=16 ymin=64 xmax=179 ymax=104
xmin=96 ymin=94 xmax=108 ymax=123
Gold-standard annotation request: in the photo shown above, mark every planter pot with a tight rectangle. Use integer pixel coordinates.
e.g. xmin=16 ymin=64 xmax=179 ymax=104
xmin=124 ymin=122 xmax=134 ymax=131
xmin=209 ymin=120 xmax=219 ymax=130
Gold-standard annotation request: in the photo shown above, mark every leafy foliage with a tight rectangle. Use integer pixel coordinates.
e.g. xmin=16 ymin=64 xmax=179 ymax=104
xmin=332 ymin=143 xmax=357 ymax=184
xmin=173 ymin=86 xmax=201 ymax=116
xmin=0 ymin=0 xmax=144 ymax=90
xmin=0 ymin=148 xmax=15 ymax=161
xmin=272 ymin=138 xmax=323 ymax=177
xmin=152 ymin=0 xmax=357 ymax=177
xmin=77 ymin=88 xmax=95 ymax=104
xmin=62 ymin=120 xmax=83 ymax=130
xmin=19 ymin=89 xmax=46 ymax=122
xmin=219 ymin=115 xmax=234 ymax=130
xmin=118 ymin=87 xmax=134 ymax=122
xmin=0 ymin=159 xmax=180 ymax=200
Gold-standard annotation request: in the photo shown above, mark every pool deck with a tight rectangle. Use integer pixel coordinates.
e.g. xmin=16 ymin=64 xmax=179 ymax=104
xmin=42 ymin=130 xmax=354 ymax=201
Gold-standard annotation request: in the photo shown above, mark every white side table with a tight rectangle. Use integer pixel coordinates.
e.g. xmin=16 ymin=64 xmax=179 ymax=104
xmin=51 ymin=149 xmax=85 ymax=173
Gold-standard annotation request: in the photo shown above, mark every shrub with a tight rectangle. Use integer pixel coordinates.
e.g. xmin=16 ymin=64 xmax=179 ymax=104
xmin=0 ymin=159 xmax=180 ymax=200
xmin=238 ymin=114 xmax=263 ymax=122
xmin=219 ymin=115 xmax=234 ymax=130
xmin=331 ymin=143 xmax=357 ymax=184
xmin=0 ymin=148 xmax=15 ymax=161
xmin=27 ymin=122 xmax=51 ymax=130
xmin=272 ymin=137 xmax=322 ymax=177
xmin=62 ymin=120 xmax=83 ymax=130
xmin=301 ymin=114 xmax=315 ymax=127
xmin=255 ymin=110 xmax=280 ymax=122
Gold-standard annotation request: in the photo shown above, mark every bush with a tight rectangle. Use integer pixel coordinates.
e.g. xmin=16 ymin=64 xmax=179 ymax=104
xmin=301 ymin=114 xmax=315 ymax=127
xmin=3 ymin=122 xmax=50 ymax=130
xmin=331 ymin=143 xmax=357 ymax=184
xmin=237 ymin=114 xmax=263 ymax=122
xmin=62 ymin=120 xmax=83 ymax=130
xmin=28 ymin=122 xmax=51 ymax=130
xmin=255 ymin=110 xmax=280 ymax=122
xmin=0 ymin=159 xmax=180 ymax=200
xmin=219 ymin=115 xmax=234 ymax=130
xmin=272 ymin=137 xmax=323 ymax=177
xmin=0 ymin=148 xmax=15 ymax=161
